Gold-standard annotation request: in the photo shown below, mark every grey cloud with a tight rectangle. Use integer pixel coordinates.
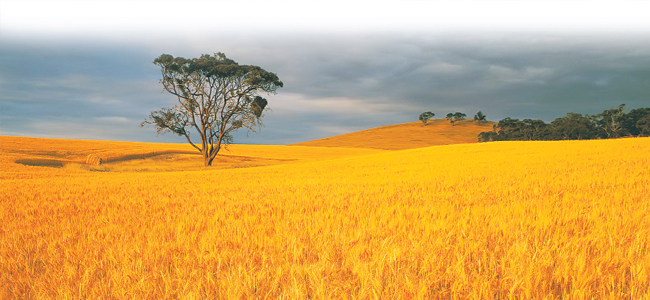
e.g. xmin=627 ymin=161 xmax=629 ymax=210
xmin=0 ymin=40 xmax=174 ymax=141
xmin=2 ymin=32 xmax=650 ymax=144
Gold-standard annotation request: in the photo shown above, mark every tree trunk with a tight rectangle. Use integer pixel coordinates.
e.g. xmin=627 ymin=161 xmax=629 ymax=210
xmin=203 ymin=149 xmax=217 ymax=166
xmin=203 ymin=146 xmax=221 ymax=166
xmin=204 ymin=154 xmax=215 ymax=166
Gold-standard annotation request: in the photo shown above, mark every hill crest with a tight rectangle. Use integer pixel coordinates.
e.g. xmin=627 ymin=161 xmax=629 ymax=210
xmin=292 ymin=119 xmax=494 ymax=150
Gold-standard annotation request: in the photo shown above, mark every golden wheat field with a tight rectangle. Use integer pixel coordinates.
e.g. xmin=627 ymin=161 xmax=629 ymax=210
xmin=2 ymin=135 xmax=650 ymax=299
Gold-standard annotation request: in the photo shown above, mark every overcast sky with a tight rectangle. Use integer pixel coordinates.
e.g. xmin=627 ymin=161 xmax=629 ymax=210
xmin=2 ymin=1 xmax=650 ymax=144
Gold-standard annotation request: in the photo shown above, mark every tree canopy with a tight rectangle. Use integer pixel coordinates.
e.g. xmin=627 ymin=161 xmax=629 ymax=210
xmin=419 ymin=111 xmax=435 ymax=125
xmin=446 ymin=112 xmax=466 ymax=126
xmin=474 ymin=111 xmax=487 ymax=125
xmin=142 ymin=52 xmax=283 ymax=166
xmin=478 ymin=104 xmax=650 ymax=142
xmin=593 ymin=104 xmax=626 ymax=138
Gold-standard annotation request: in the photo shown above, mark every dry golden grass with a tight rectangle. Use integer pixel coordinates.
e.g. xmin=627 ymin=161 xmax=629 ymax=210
xmin=1 ymin=134 xmax=650 ymax=299
xmin=292 ymin=119 xmax=494 ymax=150
xmin=0 ymin=136 xmax=385 ymax=177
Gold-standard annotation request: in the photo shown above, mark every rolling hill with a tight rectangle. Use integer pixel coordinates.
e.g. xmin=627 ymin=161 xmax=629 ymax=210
xmin=292 ymin=118 xmax=494 ymax=150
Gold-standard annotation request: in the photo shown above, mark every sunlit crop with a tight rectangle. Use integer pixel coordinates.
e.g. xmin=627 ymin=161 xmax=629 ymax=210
xmin=1 ymin=135 xmax=649 ymax=299
xmin=293 ymin=120 xmax=493 ymax=150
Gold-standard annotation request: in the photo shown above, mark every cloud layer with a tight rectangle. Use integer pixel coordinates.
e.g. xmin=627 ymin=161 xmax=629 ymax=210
xmin=2 ymin=2 xmax=650 ymax=144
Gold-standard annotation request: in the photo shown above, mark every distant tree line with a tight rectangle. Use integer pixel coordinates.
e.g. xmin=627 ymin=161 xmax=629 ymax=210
xmin=419 ymin=111 xmax=489 ymax=126
xmin=478 ymin=104 xmax=650 ymax=142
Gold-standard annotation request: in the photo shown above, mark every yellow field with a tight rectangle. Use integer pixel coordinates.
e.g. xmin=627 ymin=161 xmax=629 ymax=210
xmin=0 ymin=136 xmax=386 ymax=178
xmin=292 ymin=119 xmax=494 ymax=150
xmin=1 ymin=135 xmax=650 ymax=299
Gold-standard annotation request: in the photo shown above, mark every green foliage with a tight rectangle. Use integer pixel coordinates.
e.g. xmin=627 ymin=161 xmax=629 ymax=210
xmin=143 ymin=52 xmax=283 ymax=166
xmin=477 ymin=104 xmax=650 ymax=142
xmin=478 ymin=131 xmax=498 ymax=142
xmin=620 ymin=107 xmax=650 ymax=136
xmin=551 ymin=113 xmax=598 ymax=140
xmin=251 ymin=96 xmax=268 ymax=119
xmin=419 ymin=111 xmax=435 ymax=125
xmin=593 ymin=104 xmax=627 ymax=138
xmin=446 ymin=113 xmax=454 ymax=121
xmin=446 ymin=112 xmax=466 ymax=126
xmin=637 ymin=115 xmax=650 ymax=136
xmin=474 ymin=111 xmax=487 ymax=125
xmin=141 ymin=107 xmax=188 ymax=136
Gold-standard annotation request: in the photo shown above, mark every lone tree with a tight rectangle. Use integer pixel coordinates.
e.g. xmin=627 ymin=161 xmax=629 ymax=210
xmin=419 ymin=111 xmax=435 ymax=125
xmin=474 ymin=111 xmax=487 ymax=125
xmin=142 ymin=53 xmax=283 ymax=166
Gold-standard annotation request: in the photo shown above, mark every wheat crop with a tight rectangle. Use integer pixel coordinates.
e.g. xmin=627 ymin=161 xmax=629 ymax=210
xmin=1 ymin=136 xmax=649 ymax=299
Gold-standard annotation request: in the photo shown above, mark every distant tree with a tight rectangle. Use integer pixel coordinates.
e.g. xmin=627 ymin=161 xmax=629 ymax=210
xmin=479 ymin=118 xmax=510 ymax=142
xmin=520 ymin=119 xmax=549 ymax=140
xmin=620 ymin=107 xmax=650 ymax=136
xmin=446 ymin=112 xmax=466 ymax=126
xmin=637 ymin=114 xmax=650 ymax=136
xmin=473 ymin=111 xmax=487 ymax=125
xmin=419 ymin=111 xmax=435 ymax=125
xmin=493 ymin=117 xmax=523 ymax=139
xmin=593 ymin=104 xmax=627 ymax=138
xmin=481 ymin=117 xmax=551 ymax=142
xmin=142 ymin=52 xmax=283 ymax=166
xmin=453 ymin=112 xmax=466 ymax=126
xmin=445 ymin=113 xmax=454 ymax=124
xmin=478 ymin=131 xmax=498 ymax=142
xmin=550 ymin=113 xmax=598 ymax=140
